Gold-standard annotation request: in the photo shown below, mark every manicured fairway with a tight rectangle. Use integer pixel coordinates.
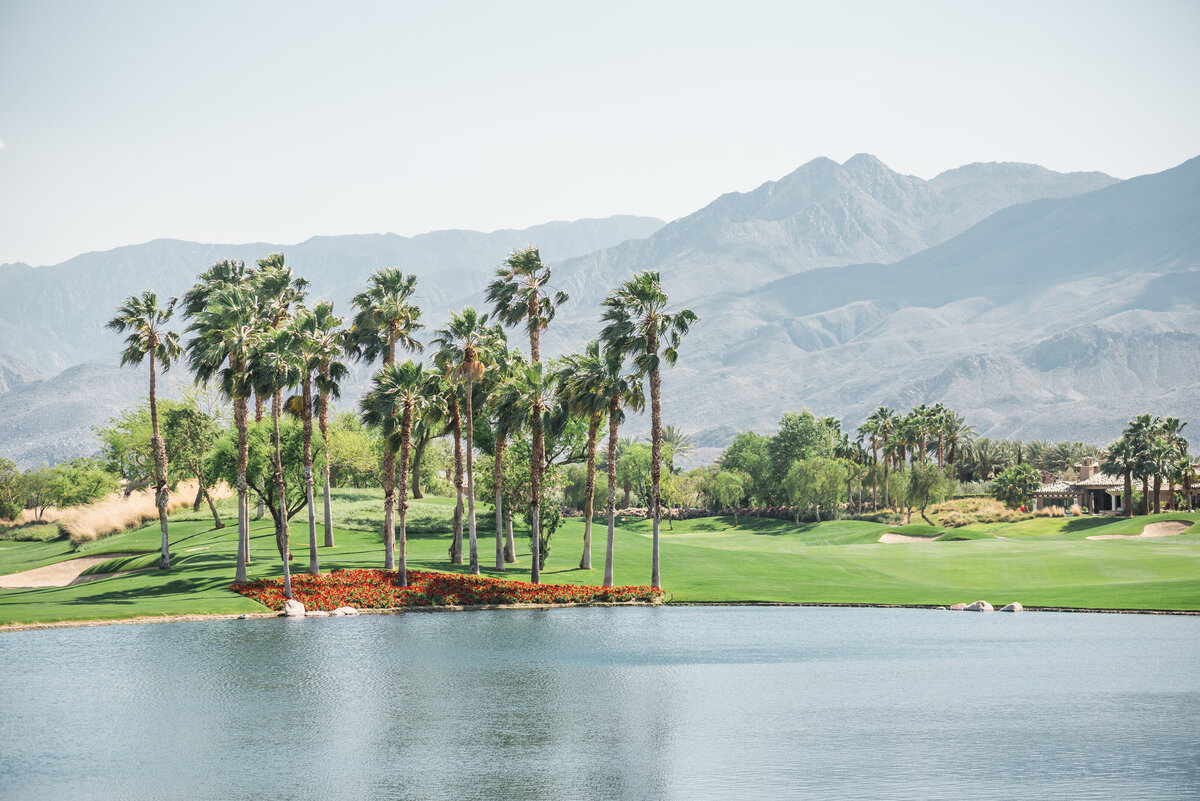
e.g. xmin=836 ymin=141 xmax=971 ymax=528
xmin=1 ymin=490 xmax=1198 ymax=625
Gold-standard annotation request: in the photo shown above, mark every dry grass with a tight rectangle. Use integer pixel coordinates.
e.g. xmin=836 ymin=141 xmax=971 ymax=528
xmin=929 ymin=496 xmax=1034 ymax=527
xmin=1070 ymin=503 xmax=1083 ymax=516
xmin=1034 ymin=506 xmax=1066 ymax=518
xmin=59 ymin=481 xmax=231 ymax=545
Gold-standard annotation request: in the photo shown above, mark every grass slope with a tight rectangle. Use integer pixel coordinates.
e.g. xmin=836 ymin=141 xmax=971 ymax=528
xmin=1 ymin=489 xmax=1198 ymax=625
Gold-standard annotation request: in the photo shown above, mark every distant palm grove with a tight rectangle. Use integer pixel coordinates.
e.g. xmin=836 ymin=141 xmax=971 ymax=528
xmin=1 ymin=248 xmax=1194 ymax=599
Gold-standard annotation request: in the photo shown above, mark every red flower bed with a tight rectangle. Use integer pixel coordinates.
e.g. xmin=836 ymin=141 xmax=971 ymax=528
xmin=231 ymin=569 xmax=664 ymax=611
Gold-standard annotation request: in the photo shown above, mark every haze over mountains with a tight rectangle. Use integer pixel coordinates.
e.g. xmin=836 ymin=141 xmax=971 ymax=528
xmin=2 ymin=154 xmax=1197 ymax=468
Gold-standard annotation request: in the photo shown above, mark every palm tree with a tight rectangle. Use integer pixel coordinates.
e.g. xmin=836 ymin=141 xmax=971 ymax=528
xmin=306 ymin=301 xmax=347 ymax=548
xmin=360 ymin=361 xmax=441 ymax=586
xmin=347 ymin=269 xmax=423 ymax=570
xmin=1102 ymin=437 xmax=1138 ymax=518
xmin=492 ymin=362 xmax=562 ymax=583
xmin=436 ymin=374 xmax=467 ymax=564
xmin=288 ymin=302 xmax=346 ymax=574
xmin=601 ymin=271 xmax=697 ymax=589
xmin=486 ymin=246 xmax=568 ymax=576
xmin=485 ymin=348 xmax=527 ymax=567
xmin=1124 ymin=414 xmax=1161 ymax=515
xmin=944 ymin=411 xmax=976 ymax=479
xmin=433 ymin=307 xmax=505 ymax=575
xmin=661 ymin=425 xmax=695 ymax=473
xmin=107 ymin=292 xmax=183 ymax=570
xmin=857 ymin=411 xmax=885 ymax=509
xmin=561 ymin=341 xmax=614 ymax=571
xmin=1161 ymin=417 xmax=1188 ymax=511
xmin=250 ymin=324 xmax=304 ymax=599
xmin=484 ymin=246 xmax=568 ymax=365
xmin=186 ymin=281 xmax=262 ymax=582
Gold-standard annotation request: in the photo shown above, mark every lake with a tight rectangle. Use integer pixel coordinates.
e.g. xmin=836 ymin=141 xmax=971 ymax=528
xmin=1 ymin=607 xmax=1197 ymax=800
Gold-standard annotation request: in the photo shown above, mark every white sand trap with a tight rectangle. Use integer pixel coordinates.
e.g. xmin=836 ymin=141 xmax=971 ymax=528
xmin=0 ymin=553 xmax=147 ymax=588
xmin=1087 ymin=521 xmax=1190 ymax=540
xmin=879 ymin=532 xmax=939 ymax=543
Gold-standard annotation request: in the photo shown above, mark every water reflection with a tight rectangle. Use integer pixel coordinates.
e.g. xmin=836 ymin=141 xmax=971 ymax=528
xmin=0 ymin=607 xmax=1197 ymax=800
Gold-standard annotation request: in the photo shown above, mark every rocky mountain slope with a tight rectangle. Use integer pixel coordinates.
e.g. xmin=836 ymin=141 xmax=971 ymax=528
xmin=5 ymin=155 xmax=1197 ymax=467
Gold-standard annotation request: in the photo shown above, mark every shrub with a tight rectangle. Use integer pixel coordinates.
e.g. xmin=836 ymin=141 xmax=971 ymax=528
xmin=1069 ymin=503 xmax=1082 ymax=516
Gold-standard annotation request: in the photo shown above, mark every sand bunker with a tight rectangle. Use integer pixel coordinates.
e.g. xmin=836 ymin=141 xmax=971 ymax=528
xmin=0 ymin=553 xmax=149 ymax=589
xmin=1087 ymin=521 xmax=1190 ymax=540
xmin=879 ymin=532 xmax=939 ymax=543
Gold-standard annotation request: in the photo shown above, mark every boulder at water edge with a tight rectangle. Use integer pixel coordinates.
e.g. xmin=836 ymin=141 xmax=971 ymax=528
xmin=949 ymin=603 xmax=968 ymax=610
xmin=283 ymin=599 xmax=306 ymax=617
xmin=1001 ymin=602 xmax=1024 ymax=612
xmin=964 ymin=600 xmax=994 ymax=612
xmin=332 ymin=606 xmax=360 ymax=616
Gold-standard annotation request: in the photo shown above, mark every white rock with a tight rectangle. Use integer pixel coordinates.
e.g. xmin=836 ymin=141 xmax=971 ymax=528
xmin=1001 ymin=602 xmax=1024 ymax=612
xmin=964 ymin=600 xmax=994 ymax=612
xmin=283 ymin=599 xmax=306 ymax=617
xmin=332 ymin=606 xmax=360 ymax=616
xmin=236 ymin=614 xmax=249 ymax=620
xmin=949 ymin=603 xmax=968 ymax=610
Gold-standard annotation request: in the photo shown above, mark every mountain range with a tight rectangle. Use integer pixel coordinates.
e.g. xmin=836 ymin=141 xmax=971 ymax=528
xmin=2 ymin=154 xmax=1197 ymax=467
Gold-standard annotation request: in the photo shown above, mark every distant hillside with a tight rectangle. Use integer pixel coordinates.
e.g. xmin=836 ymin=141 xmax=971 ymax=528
xmin=7 ymin=155 xmax=1199 ymax=468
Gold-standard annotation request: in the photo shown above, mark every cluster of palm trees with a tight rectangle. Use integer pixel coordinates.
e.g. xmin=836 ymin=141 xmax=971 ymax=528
xmin=1102 ymin=414 xmax=1194 ymax=516
xmin=855 ymin=403 xmax=973 ymax=508
xmin=109 ymin=246 xmax=696 ymax=598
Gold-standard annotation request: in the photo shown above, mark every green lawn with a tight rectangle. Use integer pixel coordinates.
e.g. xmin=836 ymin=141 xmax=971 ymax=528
xmin=2 ymin=490 xmax=1198 ymax=625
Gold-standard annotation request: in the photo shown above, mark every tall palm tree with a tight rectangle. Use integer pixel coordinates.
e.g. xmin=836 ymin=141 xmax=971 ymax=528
xmin=107 ymin=291 xmax=183 ymax=570
xmin=561 ymin=341 xmax=614 ymax=570
xmin=601 ymin=271 xmax=697 ymax=590
xmin=1102 ymin=437 xmax=1138 ymax=518
xmin=857 ymin=410 xmax=886 ymax=509
xmin=492 ymin=362 xmax=562 ymax=583
xmin=1160 ymin=418 xmax=1188 ymax=511
xmin=307 ymin=301 xmax=347 ymax=547
xmin=944 ymin=411 xmax=976 ymax=480
xmin=250 ymin=324 xmax=304 ymax=599
xmin=360 ymin=361 xmax=441 ymax=586
xmin=186 ymin=281 xmax=262 ymax=582
xmin=433 ymin=307 xmax=505 ymax=574
xmin=486 ymin=246 xmax=568 ymax=575
xmin=1124 ymin=414 xmax=1161 ymax=515
xmin=485 ymin=348 xmax=527 ymax=567
xmin=347 ymin=269 xmax=423 ymax=570
xmin=484 ymin=246 xmax=568 ymax=365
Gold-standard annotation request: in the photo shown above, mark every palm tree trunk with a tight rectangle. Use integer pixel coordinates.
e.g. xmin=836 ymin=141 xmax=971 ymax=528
xmin=382 ymin=440 xmax=396 ymax=571
xmin=450 ymin=398 xmax=464 ymax=564
xmin=410 ymin=433 xmax=428 ymax=498
xmin=883 ymin=458 xmax=890 ymax=510
xmin=149 ymin=355 xmax=171 ymax=570
xmin=1124 ymin=469 xmax=1133 ymax=518
xmin=530 ymin=404 xmax=544 ymax=584
xmin=580 ymin=415 xmax=599 ymax=569
xmin=505 ymin=514 xmax=515 ymax=564
xmin=397 ymin=405 xmax=413 ymax=587
xmin=465 ymin=379 xmax=479 ymax=574
xmin=1142 ymin=476 xmax=1150 ymax=516
xmin=494 ymin=433 xmax=507 ymax=570
xmin=871 ymin=443 xmax=878 ymax=509
xmin=234 ymin=390 xmax=249 ymax=583
xmin=604 ymin=400 xmax=619 ymax=587
xmin=319 ymin=382 xmax=334 ymax=548
xmin=1153 ymin=475 xmax=1162 ymax=514
xmin=302 ymin=372 xmax=319 ymax=576
xmin=273 ymin=391 xmax=292 ymax=600
xmin=648 ymin=339 xmax=663 ymax=590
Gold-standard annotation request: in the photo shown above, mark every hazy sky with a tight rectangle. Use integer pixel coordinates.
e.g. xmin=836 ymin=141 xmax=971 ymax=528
xmin=1 ymin=0 xmax=1197 ymax=266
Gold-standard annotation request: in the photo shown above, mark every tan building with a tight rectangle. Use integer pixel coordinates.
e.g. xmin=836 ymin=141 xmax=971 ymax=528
xmin=1031 ymin=457 xmax=1124 ymax=515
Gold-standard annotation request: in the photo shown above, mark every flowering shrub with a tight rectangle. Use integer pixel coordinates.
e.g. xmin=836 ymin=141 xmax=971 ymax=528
xmin=231 ymin=569 xmax=664 ymax=611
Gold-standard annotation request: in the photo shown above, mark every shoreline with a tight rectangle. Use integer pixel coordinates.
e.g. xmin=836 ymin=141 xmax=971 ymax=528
xmin=4 ymin=599 xmax=1199 ymax=633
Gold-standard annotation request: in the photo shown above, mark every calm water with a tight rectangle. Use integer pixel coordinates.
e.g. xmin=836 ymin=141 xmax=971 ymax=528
xmin=1 ymin=607 xmax=1197 ymax=801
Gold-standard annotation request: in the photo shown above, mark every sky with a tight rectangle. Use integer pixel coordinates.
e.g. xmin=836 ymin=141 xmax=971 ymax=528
xmin=1 ymin=0 xmax=1198 ymax=266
